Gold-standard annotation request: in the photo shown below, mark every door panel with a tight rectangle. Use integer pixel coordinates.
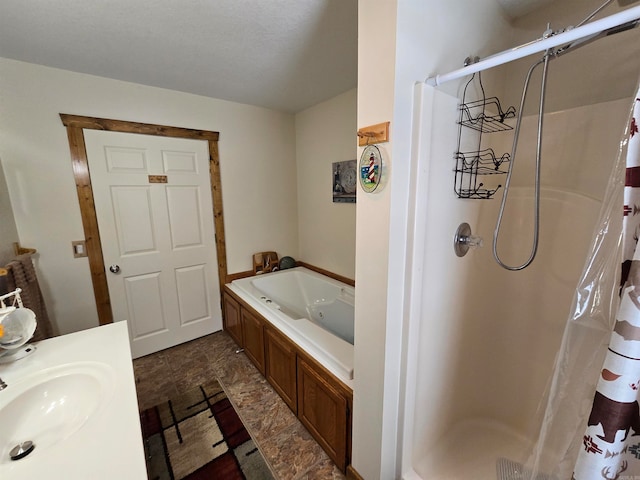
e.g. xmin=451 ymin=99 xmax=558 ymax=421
xmin=85 ymin=130 xmax=222 ymax=358
xmin=105 ymin=146 xmax=148 ymax=172
xmin=112 ymin=186 xmax=157 ymax=255
xmin=162 ymin=150 xmax=197 ymax=173
xmin=125 ymin=272 xmax=167 ymax=338
xmin=241 ymin=308 xmax=265 ymax=375
xmin=175 ymin=264 xmax=210 ymax=325
xmin=222 ymin=291 xmax=242 ymax=346
xmin=166 ymin=186 xmax=203 ymax=248
xmin=265 ymin=326 xmax=297 ymax=413
xmin=297 ymin=357 xmax=348 ymax=471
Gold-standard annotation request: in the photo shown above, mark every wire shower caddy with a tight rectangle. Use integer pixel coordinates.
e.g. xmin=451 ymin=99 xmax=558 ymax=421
xmin=454 ymin=71 xmax=516 ymax=199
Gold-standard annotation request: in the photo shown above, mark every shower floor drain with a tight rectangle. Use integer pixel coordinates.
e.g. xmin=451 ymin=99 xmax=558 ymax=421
xmin=496 ymin=458 xmax=557 ymax=480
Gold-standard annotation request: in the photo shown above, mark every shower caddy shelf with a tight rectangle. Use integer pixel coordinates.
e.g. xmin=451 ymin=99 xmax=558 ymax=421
xmin=455 ymin=72 xmax=516 ymax=199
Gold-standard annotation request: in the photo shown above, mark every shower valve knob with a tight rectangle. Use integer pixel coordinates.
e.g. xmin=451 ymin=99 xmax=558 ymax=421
xmin=454 ymin=223 xmax=483 ymax=257
xmin=462 ymin=235 xmax=484 ymax=248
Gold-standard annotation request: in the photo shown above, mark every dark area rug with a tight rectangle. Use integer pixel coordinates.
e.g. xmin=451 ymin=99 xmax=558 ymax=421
xmin=139 ymin=379 xmax=275 ymax=480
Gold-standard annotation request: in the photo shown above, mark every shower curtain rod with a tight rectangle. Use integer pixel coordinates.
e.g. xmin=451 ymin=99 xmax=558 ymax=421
xmin=425 ymin=5 xmax=640 ymax=86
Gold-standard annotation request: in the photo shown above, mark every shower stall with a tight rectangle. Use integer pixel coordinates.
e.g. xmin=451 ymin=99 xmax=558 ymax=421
xmin=399 ymin=3 xmax=640 ymax=479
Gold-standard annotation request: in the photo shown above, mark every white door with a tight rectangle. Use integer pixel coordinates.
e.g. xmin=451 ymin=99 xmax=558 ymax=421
xmin=84 ymin=130 xmax=222 ymax=358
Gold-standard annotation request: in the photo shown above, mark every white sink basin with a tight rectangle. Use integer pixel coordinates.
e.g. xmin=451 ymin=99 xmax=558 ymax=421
xmin=0 ymin=362 xmax=115 ymax=464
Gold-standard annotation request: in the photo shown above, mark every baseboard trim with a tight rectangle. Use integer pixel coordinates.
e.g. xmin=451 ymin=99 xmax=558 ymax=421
xmin=225 ymin=269 xmax=254 ymax=284
xmin=346 ymin=465 xmax=365 ymax=480
xmin=297 ymin=261 xmax=355 ymax=286
xmin=225 ymin=262 xmax=355 ymax=287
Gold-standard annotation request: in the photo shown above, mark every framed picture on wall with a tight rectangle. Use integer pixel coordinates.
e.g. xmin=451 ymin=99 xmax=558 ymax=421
xmin=332 ymin=159 xmax=357 ymax=203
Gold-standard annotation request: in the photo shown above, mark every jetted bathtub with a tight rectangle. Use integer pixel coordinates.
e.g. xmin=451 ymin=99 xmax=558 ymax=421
xmin=228 ymin=267 xmax=355 ymax=385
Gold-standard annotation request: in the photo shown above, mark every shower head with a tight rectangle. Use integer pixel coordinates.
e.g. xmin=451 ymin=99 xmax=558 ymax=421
xmin=575 ymin=0 xmax=640 ymax=28
xmin=554 ymin=16 xmax=640 ymax=57
xmin=604 ymin=16 xmax=640 ymax=34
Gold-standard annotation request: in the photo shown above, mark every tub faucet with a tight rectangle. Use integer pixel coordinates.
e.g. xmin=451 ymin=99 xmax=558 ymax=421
xmin=0 ymin=377 xmax=6 ymax=391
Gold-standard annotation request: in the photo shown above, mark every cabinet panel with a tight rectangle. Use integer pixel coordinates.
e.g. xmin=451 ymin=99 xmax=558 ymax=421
xmin=264 ymin=326 xmax=297 ymax=413
xmin=241 ymin=308 xmax=265 ymax=375
xmin=222 ymin=291 xmax=243 ymax=347
xmin=297 ymin=357 xmax=348 ymax=472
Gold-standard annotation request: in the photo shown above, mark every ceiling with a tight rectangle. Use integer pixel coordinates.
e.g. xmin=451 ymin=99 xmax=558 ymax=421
xmin=0 ymin=0 xmax=358 ymax=114
xmin=0 ymin=1 xmax=631 ymax=113
xmin=497 ymin=0 xmax=558 ymax=19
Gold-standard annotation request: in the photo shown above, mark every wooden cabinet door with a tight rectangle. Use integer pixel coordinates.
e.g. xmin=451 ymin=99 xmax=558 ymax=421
xmin=241 ymin=308 xmax=265 ymax=375
xmin=297 ymin=357 xmax=348 ymax=472
xmin=222 ymin=291 xmax=243 ymax=347
xmin=264 ymin=326 xmax=297 ymax=413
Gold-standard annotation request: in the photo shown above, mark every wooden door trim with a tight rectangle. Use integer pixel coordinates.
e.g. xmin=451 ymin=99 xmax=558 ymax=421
xmin=60 ymin=114 xmax=227 ymax=326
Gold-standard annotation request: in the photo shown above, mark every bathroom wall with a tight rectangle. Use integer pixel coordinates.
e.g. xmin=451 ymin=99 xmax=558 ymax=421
xmin=353 ymin=1 xmax=512 ymax=478
xmin=492 ymin=98 xmax=631 ymax=198
xmin=353 ymin=3 xmax=396 ymax=477
xmin=472 ymin=98 xmax=629 ymax=428
xmin=502 ymin=0 xmax=640 ymax=114
xmin=295 ymin=89 xmax=357 ymax=280
xmin=402 ymin=92 xmax=630 ymax=478
xmin=385 ymin=2 xmax=639 ymax=476
xmin=0 ymin=159 xmax=19 ymax=266
xmin=0 ymin=57 xmax=299 ymax=335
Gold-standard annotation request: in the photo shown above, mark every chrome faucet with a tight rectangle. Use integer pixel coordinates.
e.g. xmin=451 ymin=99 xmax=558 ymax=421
xmin=0 ymin=377 xmax=6 ymax=390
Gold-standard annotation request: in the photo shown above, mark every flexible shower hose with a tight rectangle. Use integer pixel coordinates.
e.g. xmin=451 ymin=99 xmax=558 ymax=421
xmin=492 ymin=50 xmax=551 ymax=271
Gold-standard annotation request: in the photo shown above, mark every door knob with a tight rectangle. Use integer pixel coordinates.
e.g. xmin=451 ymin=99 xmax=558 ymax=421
xmin=109 ymin=265 xmax=121 ymax=274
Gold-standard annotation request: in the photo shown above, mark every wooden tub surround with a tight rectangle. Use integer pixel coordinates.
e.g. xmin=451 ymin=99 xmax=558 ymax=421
xmin=222 ymin=284 xmax=353 ymax=473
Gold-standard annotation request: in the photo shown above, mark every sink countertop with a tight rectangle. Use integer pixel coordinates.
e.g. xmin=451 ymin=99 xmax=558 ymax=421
xmin=0 ymin=321 xmax=147 ymax=479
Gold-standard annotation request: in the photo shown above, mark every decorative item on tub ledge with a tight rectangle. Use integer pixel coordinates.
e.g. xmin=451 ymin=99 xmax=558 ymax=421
xmin=278 ymin=256 xmax=296 ymax=270
xmin=253 ymin=251 xmax=279 ymax=275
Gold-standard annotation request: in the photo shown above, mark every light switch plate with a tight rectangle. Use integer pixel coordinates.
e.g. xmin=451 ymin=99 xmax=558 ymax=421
xmin=72 ymin=240 xmax=87 ymax=258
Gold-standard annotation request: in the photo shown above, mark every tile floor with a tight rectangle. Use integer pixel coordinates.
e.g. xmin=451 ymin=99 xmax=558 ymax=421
xmin=132 ymin=330 xmax=346 ymax=480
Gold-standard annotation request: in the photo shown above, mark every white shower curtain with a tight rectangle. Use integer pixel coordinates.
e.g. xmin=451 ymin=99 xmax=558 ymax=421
xmin=572 ymin=86 xmax=640 ymax=479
